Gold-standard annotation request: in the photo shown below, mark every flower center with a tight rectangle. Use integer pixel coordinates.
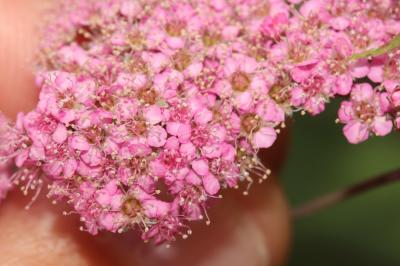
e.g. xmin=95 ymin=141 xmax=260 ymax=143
xmin=129 ymin=56 xmax=149 ymax=74
xmin=173 ymin=50 xmax=192 ymax=71
xmin=121 ymin=196 xmax=142 ymax=218
xmin=85 ymin=126 xmax=106 ymax=144
xmin=241 ymin=113 xmax=261 ymax=134
xmin=165 ymin=20 xmax=186 ymax=36
xmin=269 ymin=76 xmax=291 ymax=104
xmin=131 ymin=117 xmax=148 ymax=136
xmin=288 ymin=42 xmax=309 ymax=63
xmin=202 ymin=30 xmax=221 ymax=47
xmin=253 ymin=2 xmax=270 ymax=17
xmin=137 ymin=86 xmax=158 ymax=105
xmin=127 ymin=31 xmax=146 ymax=51
xmin=232 ymin=72 xmax=251 ymax=92
xmin=356 ymin=102 xmax=376 ymax=122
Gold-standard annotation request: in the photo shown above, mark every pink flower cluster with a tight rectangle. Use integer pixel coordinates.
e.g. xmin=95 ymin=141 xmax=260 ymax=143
xmin=0 ymin=0 xmax=399 ymax=243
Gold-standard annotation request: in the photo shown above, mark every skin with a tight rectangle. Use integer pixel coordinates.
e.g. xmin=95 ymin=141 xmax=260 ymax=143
xmin=0 ymin=1 xmax=291 ymax=265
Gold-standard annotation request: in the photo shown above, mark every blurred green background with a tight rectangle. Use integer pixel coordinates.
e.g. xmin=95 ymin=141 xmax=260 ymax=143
xmin=281 ymin=99 xmax=400 ymax=266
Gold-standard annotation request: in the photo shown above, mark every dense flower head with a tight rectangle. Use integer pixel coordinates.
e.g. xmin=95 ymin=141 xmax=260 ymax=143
xmin=0 ymin=0 xmax=400 ymax=243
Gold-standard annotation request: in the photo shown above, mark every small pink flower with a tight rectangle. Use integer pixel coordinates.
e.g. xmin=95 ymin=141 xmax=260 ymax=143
xmin=338 ymin=83 xmax=393 ymax=143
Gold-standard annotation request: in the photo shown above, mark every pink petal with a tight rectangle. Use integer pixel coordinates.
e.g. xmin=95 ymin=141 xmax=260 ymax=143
xmin=257 ymin=100 xmax=285 ymax=123
xmin=143 ymin=200 xmax=170 ymax=218
xmin=144 ymin=106 xmax=163 ymax=125
xmin=63 ymin=158 xmax=77 ymax=178
xmin=210 ymin=0 xmax=227 ymax=11
xmin=70 ymin=135 xmax=90 ymax=151
xmin=166 ymin=122 xmax=181 ymax=136
xmin=147 ymin=126 xmax=167 ymax=147
xmin=201 ymin=144 xmax=222 ymax=159
xmin=180 ymin=142 xmax=196 ymax=158
xmin=167 ymin=37 xmax=185 ymax=49
xmin=29 ymin=144 xmax=45 ymax=161
xmin=99 ymin=213 xmax=115 ymax=231
xmin=241 ymin=56 xmax=258 ymax=73
xmin=15 ymin=149 xmax=29 ymax=167
xmin=350 ymin=59 xmax=369 ymax=78
xmin=221 ymin=144 xmax=235 ymax=162
xmin=149 ymin=160 xmax=167 ymax=177
xmin=290 ymin=60 xmax=318 ymax=83
xmin=252 ymin=127 xmax=277 ymax=149
xmin=330 ymin=17 xmax=349 ymax=30
xmin=43 ymin=161 xmax=63 ymax=177
xmin=167 ymin=122 xmax=192 ymax=143
xmin=110 ymin=194 xmax=123 ymax=210
xmin=129 ymin=144 xmax=152 ymax=157
xmin=384 ymin=80 xmax=400 ymax=92
xmin=185 ymin=170 xmax=202 ymax=185
xmin=120 ymin=0 xmax=140 ymax=18
xmin=103 ymin=138 xmax=119 ymax=155
xmin=368 ymin=65 xmax=384 ymax=83
xmin=165 ymin=136 xmax=180 ymax=150
xmin=192 ymin=159 xmax=209 ymax=176
xmin=104 ymin=180 xmax=119 ymax=194
xmin=338 ymin=101 xmax=355 ymax=123
xmin=52 ymin=124 xmax=68 ymax=144
xmin=391 ymin=90 xmax=400 ymax=107
xmin=372 ymin=117 xmax=393 ymax=136
xmin=96 ymin=192 xmax=111 ymax=207
xmin=334 ymin=74 xmax=352 ymax=96
xmin=194 ymin=108 xmax=213 ymax=125
xmin=343 ymin=121 xmax=369 ymax=144
xmin=235 ymin=91 xmax=253 ymax=111
xmin=202 ymin=174 xmax=220 ymax=195
xmin=222 ymin=25 xmax=240 ymax=40
xmin=185 ymin=62 xmax=203 ymax=78
xmin=224 ymin=58 xmax=239 ymax=76
xmin=81 ymin=147 xmax=102 ymax=166
xmin=352 ymin=83 xmax=373 ymax=102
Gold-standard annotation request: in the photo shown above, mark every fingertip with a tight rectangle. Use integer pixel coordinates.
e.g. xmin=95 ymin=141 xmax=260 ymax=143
xmin=0 ymin=1 xmax=47 ymax=118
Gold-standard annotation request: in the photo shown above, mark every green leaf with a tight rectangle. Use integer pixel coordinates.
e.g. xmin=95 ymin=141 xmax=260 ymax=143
xmin=349 ymin=35 xmax=400 ymax=61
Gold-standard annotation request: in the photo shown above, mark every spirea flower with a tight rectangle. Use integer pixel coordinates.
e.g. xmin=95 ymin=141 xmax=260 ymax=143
xmin=0 ymin=0 xmax=400 ymax=244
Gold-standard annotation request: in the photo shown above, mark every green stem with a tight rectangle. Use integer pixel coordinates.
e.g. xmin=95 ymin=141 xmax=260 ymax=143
xmin=350 ymin=35 xmax=400 ymax=61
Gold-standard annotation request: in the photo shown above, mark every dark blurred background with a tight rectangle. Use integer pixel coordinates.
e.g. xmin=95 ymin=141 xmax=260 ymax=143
xmin=282 ymin=99 xmax=400 ymax=266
